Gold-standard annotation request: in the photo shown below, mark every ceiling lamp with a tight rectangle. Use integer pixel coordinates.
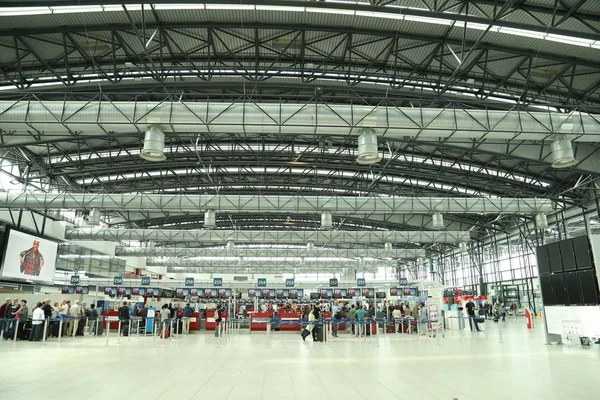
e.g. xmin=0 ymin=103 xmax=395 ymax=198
xmin=226 ymin=241 xmax=235 ymax=255
xmin=321 ymin=211 xmax=333 ymax=229
xmin=356 ymin=131 xmax=382 ymax=164
xmin=551 ymin=136 xmax=577 ymax=168
xmin=384 ymin=242 xmax=393 ymax=253
xmin=458 ymin=242 xmax=468 ymax=254
xmin=140 ymin=125 xmax=166 ymax=162
xmin=87 ymin=208 xmax=100 ymax=225
xmin=432 ymin=212 xmax=444 ymax=229
xmin=535 ymin=213 xmax=549 ymax=229
xmin=204 ymin=209 xmax=216 ymax=228
xmin=306 ymin=241 xmax=315 ymax=252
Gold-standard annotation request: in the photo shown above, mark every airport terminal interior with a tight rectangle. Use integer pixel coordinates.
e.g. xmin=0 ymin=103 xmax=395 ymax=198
xmin=0 ymin=1 xmax=600 ymax=399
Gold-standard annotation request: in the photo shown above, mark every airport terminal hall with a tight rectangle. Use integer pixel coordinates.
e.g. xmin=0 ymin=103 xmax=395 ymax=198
xmin=1 ymin=1 xmax=600 ymax=400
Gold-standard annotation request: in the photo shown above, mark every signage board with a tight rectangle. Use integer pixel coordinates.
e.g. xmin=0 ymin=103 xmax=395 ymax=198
xmin=141 ymin=276 xmax=151 ymax=286
xmin=70 ymin=275 xmax=80 ymax=285
xmin=185 ymin=277 xmax=194 ymax=287
xmin=329 ymin=278 xmax=338 ymax=287
xmin=213 ymin=277 xmax=223 ymax=287
xmin=257 ymin=278 xmax=267 ymax=287
xmin=113 ymin=276 xmax=123 ymax=285
xmin=357 ymin=278 xmax=366 ymax=287
xmin=285 ymin=278 xmax=295 ymax=287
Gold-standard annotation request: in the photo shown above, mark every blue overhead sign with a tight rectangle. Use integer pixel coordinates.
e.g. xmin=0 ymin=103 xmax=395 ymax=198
xmin=70 ymin=275 xmax=80 ymax=285
xmin=399 ymin=277 xmax=408 ymax=286
xmin=357 ymin=278 xmax=366 ymax=287
xmin=213 ymin=278 xmax=223 ymax=287
xmin=286 ymin=279 xmax=295 ymax=287
xmin=258 ymin=278 xmax=267 ymax=287
xmin=185 ymin=278 xmax=194 ymax=287
xmin=141 ymin=276 xmax=151 ymax=286
xmin=113 ymin=276 xmax=123 ymax=285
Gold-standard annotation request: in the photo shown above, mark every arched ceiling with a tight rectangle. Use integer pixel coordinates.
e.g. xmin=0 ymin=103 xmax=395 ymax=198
xmin=0 ymin=0 xmax=599 ymax=273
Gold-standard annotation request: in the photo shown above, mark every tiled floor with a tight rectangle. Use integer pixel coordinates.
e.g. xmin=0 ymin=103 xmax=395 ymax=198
xmin=0 ymin=319 xmax=599 ymax=400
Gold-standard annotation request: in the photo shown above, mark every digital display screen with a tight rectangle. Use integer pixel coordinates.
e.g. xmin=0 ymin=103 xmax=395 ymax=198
xmin=248 ymin=289 xmax=260 ymax=298
xmin=118 ymin=287 xmax=131 ymax=296
xmin=390 ymin=288 xmax=400 ymax=296
xmin=145 ymin=288 xmax=158 ymax=297
xmin=204 ymin=288 xmax=218 ymax=298
xmin=320 ymin=289 xmax=332 ymax=299
xmin=310 ymin=292 xmax=319 ymax=300
xmin=176 ymin=288 xmax=189 ymax=299
xmin=190 ymin=288 xmax=203 ymax=297
xmin=61 ymin=285 xmax=74 ymax=294
xmin=276 ymin=289 xmax=289 ymax=299
xmin=288 ymin=289 xmax=303 ymax=299
xmin=75 ymin=286 xmax=88 ymax=295
xmin=104 ymin=287 xmax=117 ymax=296
xmin=0 ymin=227 xmax=59 ymax=282
xmin=376 ymin=291 xmax=386 ymax=299
xmin=131 ymin=287 xmax=144 ymax=296
xmin=347 ymin=288 xmax=359 ymax=297
xmin=260 ymin=289 xmax=275 ymax=299
xmin=333 ymin=289 xmax=346 ymax=299
xmin=361 ymin=288 xmax=374 ymax=298
xmin=218 ymin=288 xmax=231 ymax=298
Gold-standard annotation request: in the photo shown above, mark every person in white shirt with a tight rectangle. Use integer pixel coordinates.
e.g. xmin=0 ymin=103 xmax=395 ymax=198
xmin=29 ymin=303 xmax=45 ymax=341
xmin=68 ymin=300 xmax=82 ymax=336
xmin=392 ymin=306 xmax=402 ymax=333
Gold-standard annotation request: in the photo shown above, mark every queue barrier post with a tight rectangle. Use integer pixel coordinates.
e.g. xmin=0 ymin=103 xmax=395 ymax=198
xmin=58 ymin=318 xmax=63 ymax=343
xmin=12 ymin=319 xmax=19 ymax=341
xmin=170 ymin=319 xmax=174 ymax=341
xmin=117 ymin=320 xmax=122 ymax=344
xmin=42 ymin=319 xmax=48 ymax=344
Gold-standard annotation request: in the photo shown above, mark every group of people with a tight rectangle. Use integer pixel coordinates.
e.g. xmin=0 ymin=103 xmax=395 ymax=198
xmin=0 ymin=297 xmax=102 ymax=341
xmin=464 ymin=300 xmax=519 ymax=332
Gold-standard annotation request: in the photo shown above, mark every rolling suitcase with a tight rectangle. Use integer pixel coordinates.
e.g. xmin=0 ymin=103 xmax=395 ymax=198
xmin=301 ymin=328 xmax=310 ymax=340
xmin=76 ymin=319 xmax=85 ymax=336
xmin=315 ymin=325 xmax=324 ymax=342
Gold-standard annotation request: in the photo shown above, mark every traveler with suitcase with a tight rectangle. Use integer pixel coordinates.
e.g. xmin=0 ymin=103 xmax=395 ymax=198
xmin=160 ymin=304 xmax=171 ymax=339
xmin=311 ymin=304 xmax=321 ymax=342
xmin=118 ymin=302 xmax=130 ymax=337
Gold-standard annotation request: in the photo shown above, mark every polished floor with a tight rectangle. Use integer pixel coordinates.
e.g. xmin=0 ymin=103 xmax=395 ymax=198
xmin=0 ymin=319 xmax=598 ymax=400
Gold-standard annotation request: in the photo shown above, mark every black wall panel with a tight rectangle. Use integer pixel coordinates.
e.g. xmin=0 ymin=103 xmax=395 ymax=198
xmin=559 ymin=240 xmax=577 ymax=272
xmin=573 ymin=235 xmax=593 ymax=270
xmin=578 ymin=270 xmax=600 ymax=305
xmin=536 ymin=245 xmax=551 ymax=275
xmin=540 ymin=275 xmax=555 ymax=306
xmin=547 ymin=242 xmax=563 ymax=273
xmin=551 ymin=274 xmax=567 ymax=305
xmin=564 ymin=272 xmax=582 ymax=305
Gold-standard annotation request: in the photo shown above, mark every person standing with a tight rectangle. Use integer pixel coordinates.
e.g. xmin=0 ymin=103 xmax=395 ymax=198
xmin=392 ymin=306 xmax=402 ymax=333
xmin=0 ymin=298 xmax=10 ymax=337
xmin=4 ymin=298 xmax=19 ymax=340
xmin=68 ymin=300 xmax=81 ymax=336
xmin=465 ymin=299 xmax=481 ymax=332
xmin=182 ymin=303 xmax=193 ymax=334
xmin=331 ymin=301 xmax=340 ymax=337
xmin=29 ymin=302 xmax=45 ymax=341
xmin=355 ymin=305 xmax=367 ymax=337
xmin=311 ymin=304 xmax=321 ymax=342
xmin=87 ymin=304 xmax=99 ymax=335
xmin=19 ymin=240 xmax=45 ymax=276
xmin=347 ymin=305 xmax=357 ymax=335
xmin=160 ymin=304 xmax=170 ymax=338
xmin=15 ymin=300 xmax=28 ymax=340
xmin=214 ymin=305 xmax=223 ymax=337
xmin=118 ymin=302 xmax=130 ymax=335
xmin=500 ymin=303 xmax=507 ymax=322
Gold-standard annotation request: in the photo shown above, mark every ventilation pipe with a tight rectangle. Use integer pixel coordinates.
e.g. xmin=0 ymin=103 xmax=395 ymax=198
xmin=356 ymin=131 xmax=382 ymax=164
xmin=432 ymin=212 xmax=444 ymax=229
xmin=204 ymin=209 xmax=216 ymax=228
xmin=551 ymin=136 xmax=577 ymax=168
xmin=140 ymin=125 xmax=166 ymax=162
xmin=535 ymin=213 xmax=549 ymax=229
xmin=321 ymin=211 xmax=333 ymax=229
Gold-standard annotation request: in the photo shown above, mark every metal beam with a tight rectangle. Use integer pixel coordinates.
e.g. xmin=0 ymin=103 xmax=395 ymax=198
xmin=115 ymin=246 xmax=427 ymax=259
xmin=0 ymin=193 xmax=554 ymax=214
xmin=65 ymin=228 xmax=472 ymax=244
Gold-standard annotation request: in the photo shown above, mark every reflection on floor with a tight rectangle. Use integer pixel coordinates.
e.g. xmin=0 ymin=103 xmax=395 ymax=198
xmin=1 ymin=319 xmax=598 ymax=400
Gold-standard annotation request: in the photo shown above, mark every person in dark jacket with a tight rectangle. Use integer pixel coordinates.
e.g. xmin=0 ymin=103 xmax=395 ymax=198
xmin=0 ymin=298 xmax=10 ymax=337
xmin=118 ymin=302 xmax=130 ymax=335
xmin=4 ymin=299 xmax=19 ymax=340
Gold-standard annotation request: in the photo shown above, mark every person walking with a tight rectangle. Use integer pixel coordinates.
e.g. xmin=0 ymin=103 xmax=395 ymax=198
xmin=465 ymin=299 xmax=482 ymax=332
xmin=305 ymin=306 xmax=316 ymax=342
xmin=310 ymin=305 xmax=321 ymax=342
xmin=4 ymin=298 xmax=19 ymax=340
xmin=118 ymin=302 xmax=130 ymax=336
xmin=29 ymin=302 xmax=45 ymax=341
xmin=160 ymin=304 xmax=170 ymax=338
xmin=500 ymin=303 xmax=507 ymax=322
xmin=182 ymin=303 xmax=193 ymax=335
xmin=0 ymin=298 xmax=10 ymax=337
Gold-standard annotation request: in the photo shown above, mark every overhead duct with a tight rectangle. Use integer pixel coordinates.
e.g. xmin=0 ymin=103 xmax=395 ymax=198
xmin=551 ymin=136 xmax=577 ymax=168
xmin=116 ymin=246 xmax=427 ymax=259
xmin=432 ymin=212 xmax=444 ymax=229
xmin=321 ymin=211 xmax=333 ymax=229
xmin=66 ymin=228 xmax=472 ymax=244
xmin=204 ymin=209 xmax=216 ymax=228
xmin=2 ymin=101 xmax=598 ymax=147
xmin=356 ymin=131 xmax=382 ymax=164
xmin=0 ymin=193 xmax=555 ymax=214
xmin=535 ymin=213 xmax=549 ymax=229
xmin=140 ymin=125 xmax=166 ymax=162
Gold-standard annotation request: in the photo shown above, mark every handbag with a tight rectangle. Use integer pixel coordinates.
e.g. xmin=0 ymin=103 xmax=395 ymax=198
xmin=475 ymin=317 xmax=485 ymax=323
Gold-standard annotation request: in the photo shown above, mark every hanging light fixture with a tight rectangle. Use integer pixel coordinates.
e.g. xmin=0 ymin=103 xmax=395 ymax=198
xmin=204 ymin=209 xmax=216 ymax=228
xmin=321 ymin=211 xmax=333 ymax=229
xmin=535 ymin=213 xmax=549 ymax=229
xmin=384 ymin=242 xmax=393 ymax=253
xmin=226 ymin=241 xmax=235 ymax=255
xmin=432 ymin=212 xmax=444 ymax=229
xmin=87 ymin=208 xmax=100 ymax=225
xmin=140 ymin=125 xmax=166 ymax=162
xmin=551 ymin=136 xmax=577 ymax=168
xmin=458 ymin=242 xmax=468 ymax=254
xmin=306 ymin=241 xmax=315 ymax=252
xmin=356 ymin=131 xmax=382 ymax=164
